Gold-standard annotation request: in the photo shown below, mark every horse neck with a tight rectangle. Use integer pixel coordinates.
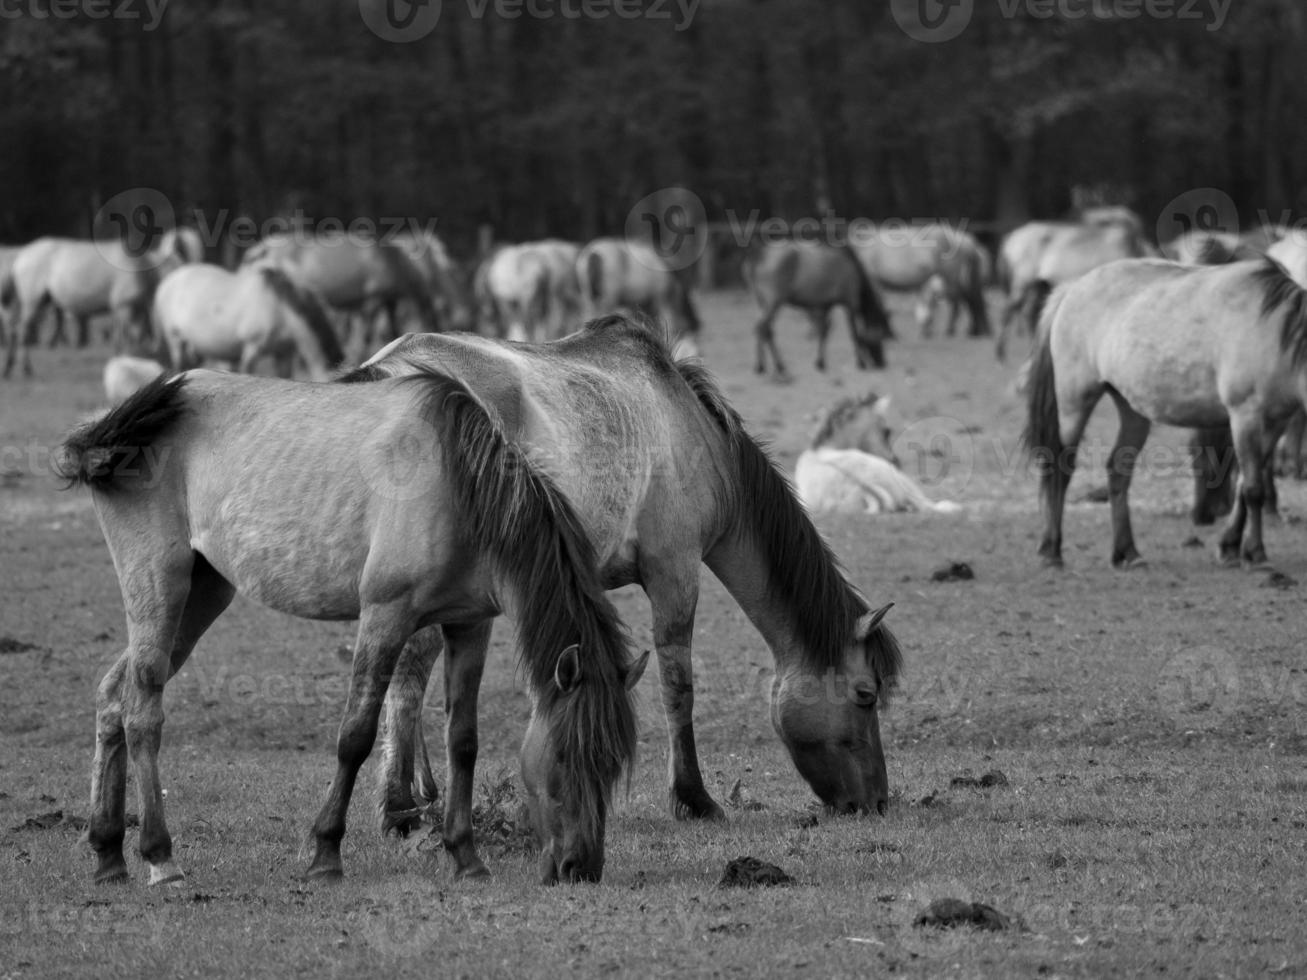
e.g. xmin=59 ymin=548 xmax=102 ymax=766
xmin=703 ymin=528 xmax=818 ymax=678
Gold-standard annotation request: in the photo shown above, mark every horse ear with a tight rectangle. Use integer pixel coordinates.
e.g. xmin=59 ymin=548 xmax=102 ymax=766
xmin=855 ymin=603 xmax=894 ymax=640
xmin=623 ymin=650 xmax=651 ymax=691
xmin=554 ymin=645 xmax=582 ymax=694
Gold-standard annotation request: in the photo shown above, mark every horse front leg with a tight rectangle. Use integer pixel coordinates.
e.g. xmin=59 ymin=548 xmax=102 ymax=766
xmin=378 ymin=625 xmax=444 ymax=837
xmin=1221 ymin=416 xmax=1283 ymax=568
xmin=809 ymin=309 xmax=833 ymax=371
xmin=307 ymin=603 xmax=413 ymax=880
xmin=440 ymin=620 xmax=493 ymax=879
xmin=645 ymin=565 xmax=723 ymax=821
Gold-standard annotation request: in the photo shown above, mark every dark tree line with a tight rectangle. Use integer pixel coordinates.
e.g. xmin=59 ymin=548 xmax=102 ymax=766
xmin=1 ymin=0 xmax=1304 ymax=258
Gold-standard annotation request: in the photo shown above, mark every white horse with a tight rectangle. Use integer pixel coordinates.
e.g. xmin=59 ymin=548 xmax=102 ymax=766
xmin=102 ymin=355 xmax=166 ymax=405
xmin=793 ymin=392 xmax=962 ymax=515
xmin=154 ymin=263 xmax=344 ymax=380
xmin=480 ymin=240 xmax=582 ymax=342
xmin=576 ymin=238 xmax=701 ymax=357
xmin=1 ymin=234 xmax=191 ymax=377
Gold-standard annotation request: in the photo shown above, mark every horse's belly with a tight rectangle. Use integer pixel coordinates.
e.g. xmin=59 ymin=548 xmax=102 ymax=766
xmin=1104 ymin=356 xmax=1227 ymax=428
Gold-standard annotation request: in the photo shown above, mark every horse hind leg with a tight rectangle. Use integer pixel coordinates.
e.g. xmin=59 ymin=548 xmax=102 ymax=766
xmin=307 ymin=601 xmax=415 ymax=880
xmin=1104 ymin=392 xmax=1152 ymax=569
xmin=377 ymin=624 xmax=444 ymax=837
xmin=90 ymin=549 xmax=234 ymax=886
xmin=753 ymin=298 xmax=786 ymax=377
xmin=1037 ymin=389 xmax=1102 ymax=568
xmin=809 ymin=309 xmax=832 ymax=371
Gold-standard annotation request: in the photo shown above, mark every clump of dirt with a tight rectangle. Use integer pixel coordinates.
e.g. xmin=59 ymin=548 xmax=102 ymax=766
xmin=1261 ymin=570 xmax=1297 ymax=590
xmin=950 ymin=770 xmax=1009 ymax=789
xmin=11 ymin=810 xmax=87 ymax=832
xmin=914 ymin=898 xmax=1017 ymax=931
xmin=0 ymin=637 xmax=41 ymax=655
xmin=930 ymin=562 xmax=974 ymax=582
xmin=718 ymin=856 xmax=793 ymax=888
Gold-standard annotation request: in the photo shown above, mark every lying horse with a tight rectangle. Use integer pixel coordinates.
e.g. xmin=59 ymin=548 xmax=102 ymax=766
xmin=576 ymin=238 xmax=702 ymax=357
xmin=342 ymin=317 xmax=903 ymax=824
xmin=1026 ymin=258 xmax=1307 ymax=569
xmin=154 ymin=264 xmax=344 ymax=380
xmin=58 ymin=369 xmax=641 ymax=885
xmin=795 ymin=392 xmax=962 ymax=515
xmin=743 ymin=241 xmax=892 ymax=376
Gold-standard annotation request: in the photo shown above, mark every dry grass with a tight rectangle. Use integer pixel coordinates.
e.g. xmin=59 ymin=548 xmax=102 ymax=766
xmin=1 ymin=292 xmax=1305 ymax=978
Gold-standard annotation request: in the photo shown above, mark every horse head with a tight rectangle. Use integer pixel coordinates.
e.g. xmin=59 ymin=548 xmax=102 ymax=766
xmin=769 ymin=604 xmax=900 ymax=816
xmin=519 ymin=647 xmax=648 ymax=884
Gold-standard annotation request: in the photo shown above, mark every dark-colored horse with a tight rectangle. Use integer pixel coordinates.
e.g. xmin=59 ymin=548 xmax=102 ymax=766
xmin=743 ymin=241 xmax=893 ymax=376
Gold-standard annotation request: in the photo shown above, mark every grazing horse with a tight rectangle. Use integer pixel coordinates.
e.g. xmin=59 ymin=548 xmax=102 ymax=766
xmin=390 ymin=228 xmax=475 ymax=331
xmin=57 ymin=369 xmax=642 ymax=886
xmin=241 ymin=232 xmax=440 ymax=353
xmin=1 ymin=235 xmax=189 ymax=378
xmin=743 ymin=241 xmax=892 ymax=376
xmin=479 ymin=240 xmax=582 ymax=343
xmin=1026 ymin=258 xmax=1307 ymax=569
xmin=153 ymin=264 xmax=344 ymax=380
xmin=102 ymin=355 xmax=166 ymax=405
xmin=575 ymin=238 xmax=702 ymax=357
xmin=851 ymin=223 xmax=991 ymax=338
xmin=795 ymin=392 xmax=963 ymax=515
xmin=340 ymin=317 xmax=903 ymax=825
xmin=996 ymin=212 xmax=1153 ymax=360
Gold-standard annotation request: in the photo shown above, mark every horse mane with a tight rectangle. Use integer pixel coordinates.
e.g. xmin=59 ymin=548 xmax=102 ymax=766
xmin=257 ymin=267 xmax=344 ymax=368
xmin=672 ymin=358 xmax=901 ymax=693
xmin=56 ymin=374 xmax=188 ymax=491
xmin=408 ymin=367 xmax=638 ymax=836
xmin=1253 ymin=259 xmax=1307 ymax=370
xmin=809 ymin=391 xmax=883 ymax=450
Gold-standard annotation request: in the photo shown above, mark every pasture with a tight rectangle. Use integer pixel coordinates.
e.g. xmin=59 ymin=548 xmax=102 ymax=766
xmin=1 ymin=290 xmax=1305 ymax=978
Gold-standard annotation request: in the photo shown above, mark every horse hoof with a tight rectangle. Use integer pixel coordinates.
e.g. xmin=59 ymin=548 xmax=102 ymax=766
xmin=1112 ymin=556 xmax=1147 ymax=571
xmin=304 ymin=864 xmax=344 ymax=883
xmin=1040 ymin=555 xmax=1064 ymax=570
xmin=670 ymin=792 xmax=727 ymax=823
xmin=94 ymin=867 xmax=131 ymax=886
xmin=148 ymin=862 xmax=186 ymax=887
xmin=1218 ymin=552 xmax=1242 ymax=569
xmin=455 ymin=861 xmax=491 ymax=881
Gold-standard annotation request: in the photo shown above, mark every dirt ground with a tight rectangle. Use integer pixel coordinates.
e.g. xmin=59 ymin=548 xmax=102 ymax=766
xmin=1 ymin=290 xmax=1305 ymax=978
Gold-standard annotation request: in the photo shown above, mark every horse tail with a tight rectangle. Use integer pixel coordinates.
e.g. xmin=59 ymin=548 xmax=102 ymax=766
xmin=841 ymin=244 xmax=894 ymax=341
xmin=0 ymin=264 xmax=15 ymax=313
xmin=258 ymin=267 xmax=345 ymax=368
xmin=55 ymin=374 xmax=187 ymax=490
xmin=1022 ymin=304 xmax=1060 ymax=476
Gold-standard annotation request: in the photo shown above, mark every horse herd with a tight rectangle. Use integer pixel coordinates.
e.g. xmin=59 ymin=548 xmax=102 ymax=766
xmin=20 ymin=203 xmax=1307 ymax=888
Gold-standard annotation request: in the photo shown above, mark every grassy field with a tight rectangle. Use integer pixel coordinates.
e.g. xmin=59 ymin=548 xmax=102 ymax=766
xmin=1 ymin=292 xmax=1305 ymax=978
